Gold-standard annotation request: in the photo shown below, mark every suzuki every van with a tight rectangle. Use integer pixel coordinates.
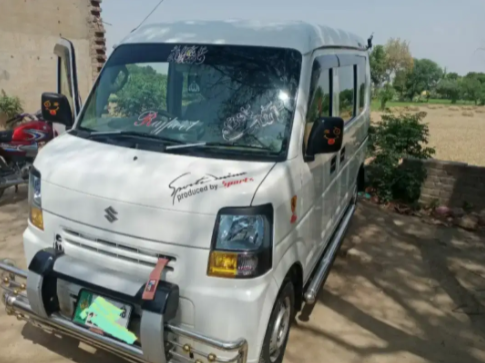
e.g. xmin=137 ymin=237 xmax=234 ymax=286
xmin=0 ymin=20 xmax=371 ymax=363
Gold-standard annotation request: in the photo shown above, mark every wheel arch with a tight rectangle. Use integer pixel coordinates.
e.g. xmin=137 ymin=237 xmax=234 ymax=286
xmin=357 ymin=163 xmax=365 ymax=192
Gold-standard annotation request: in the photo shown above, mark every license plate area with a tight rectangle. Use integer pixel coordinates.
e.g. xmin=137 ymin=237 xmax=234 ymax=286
xmin=73 ymin=289 xmax=133 ymax=338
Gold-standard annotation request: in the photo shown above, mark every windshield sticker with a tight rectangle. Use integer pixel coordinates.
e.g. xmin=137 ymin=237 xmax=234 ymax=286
xmin=222 ymin=100 xmax=286 ymax=142
xmin=167 ymin=45 xmax=208 ymax=65
xmin=188 ymin=74 xmax=201 ymax=94
xmin=169 ymin=172 xmax=253 ymax=204
xmin=151 ymin=119 xmax=201 ymax=135
xmin=134 ymin=111 xmax=202 ymax=134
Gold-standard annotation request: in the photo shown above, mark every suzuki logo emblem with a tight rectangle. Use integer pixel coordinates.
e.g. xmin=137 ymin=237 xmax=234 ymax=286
xmin=104 ymin=206 xmax=118 ymax=223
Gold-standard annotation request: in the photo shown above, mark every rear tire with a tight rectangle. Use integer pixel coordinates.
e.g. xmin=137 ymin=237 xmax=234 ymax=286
xmin=259 ymin=280 xmax=295 ymax=363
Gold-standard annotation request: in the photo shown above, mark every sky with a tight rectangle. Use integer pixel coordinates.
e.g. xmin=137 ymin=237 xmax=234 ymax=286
xmin=101 ymin=0 xmax=485 ymax=75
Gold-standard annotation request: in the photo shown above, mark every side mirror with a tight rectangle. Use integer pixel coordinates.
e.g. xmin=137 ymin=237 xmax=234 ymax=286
xmin=41 ymin=92 xmax=74 ymax=128
xmin=305 ymin=117 xmax=345 ymax=162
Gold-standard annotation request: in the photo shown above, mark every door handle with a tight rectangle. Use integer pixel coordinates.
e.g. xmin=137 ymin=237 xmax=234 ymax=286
xmin=330 ymin=156 xmax=337 ymax=174
xmin=340 ymin=147 xmax=346 ymax=164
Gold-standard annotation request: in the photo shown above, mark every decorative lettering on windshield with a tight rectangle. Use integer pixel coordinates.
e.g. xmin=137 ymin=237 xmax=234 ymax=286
xmin=222 ymin=99 xmax=286 ymax=142
xmin=134 ymin=111 xmax=202 ymax=135
xmin=135 ymin=111 xmax=158 ymax=127
xmin=167 ymin=45 xmax=208 ymax=65
xmin=168 ymin=171 xmax=253 ymax=204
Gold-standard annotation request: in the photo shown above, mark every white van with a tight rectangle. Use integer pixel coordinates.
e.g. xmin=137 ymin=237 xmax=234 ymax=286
xmin=0 ymin=20 xmax=370 ymax=363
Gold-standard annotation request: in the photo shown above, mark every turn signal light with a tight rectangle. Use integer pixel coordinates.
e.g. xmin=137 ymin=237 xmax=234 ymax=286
xmin=30 ymin=206 xmax=44 ymax=230
xmin=207 ymin=251 xmax=259 ymax=278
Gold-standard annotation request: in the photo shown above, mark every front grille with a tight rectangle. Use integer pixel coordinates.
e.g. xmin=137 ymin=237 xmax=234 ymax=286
xmin=62 ymin=229 xmax=175 ymax=270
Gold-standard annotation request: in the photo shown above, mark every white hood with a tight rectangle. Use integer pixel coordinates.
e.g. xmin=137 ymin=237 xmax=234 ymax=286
xmin=35 ymin=134 xmax=275 ymax=215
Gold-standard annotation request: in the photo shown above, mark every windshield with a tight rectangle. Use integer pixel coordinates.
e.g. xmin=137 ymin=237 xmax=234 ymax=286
xmin=76 ymin=43 xmax=302 ymax=159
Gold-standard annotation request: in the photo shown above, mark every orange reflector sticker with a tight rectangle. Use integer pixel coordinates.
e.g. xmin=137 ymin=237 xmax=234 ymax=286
xmin=291 ymin=195 xmax=297 ymax=223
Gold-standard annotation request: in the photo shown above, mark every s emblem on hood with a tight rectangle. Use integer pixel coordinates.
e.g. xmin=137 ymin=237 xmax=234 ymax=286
xmin=104 ymin=206 xmax=118 ymax=223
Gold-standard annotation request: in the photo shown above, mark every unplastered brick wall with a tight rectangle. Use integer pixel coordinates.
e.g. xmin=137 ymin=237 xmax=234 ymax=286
xmin=404 ymin=159 xmax=485 ymax=212
xmin=0 ymin=0 xmax=106 ymax=112
xmin=89 ymin=0 xmax=107 ymax=81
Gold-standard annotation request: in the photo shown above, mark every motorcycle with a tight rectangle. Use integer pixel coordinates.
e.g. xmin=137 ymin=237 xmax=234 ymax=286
xmin=0 ymin=112 xmax=55 ymax=200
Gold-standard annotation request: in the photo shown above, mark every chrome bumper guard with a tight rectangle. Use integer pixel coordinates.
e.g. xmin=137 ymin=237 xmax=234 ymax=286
xmin=0 ymin=259 xmax=248 ymax=363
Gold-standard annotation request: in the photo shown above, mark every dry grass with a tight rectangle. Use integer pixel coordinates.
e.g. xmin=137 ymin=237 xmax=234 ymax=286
xmin=372 ymin=105 xmax=485 ymax=166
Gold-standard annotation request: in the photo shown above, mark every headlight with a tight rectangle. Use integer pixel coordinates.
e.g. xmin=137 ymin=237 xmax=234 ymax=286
xmin=216 ymin=215 xmax=264 ymax=251
xmin=207 ymin=204 xmax=273 ymax=278
xmin=28 ymin=167 xmax=44 ymax=230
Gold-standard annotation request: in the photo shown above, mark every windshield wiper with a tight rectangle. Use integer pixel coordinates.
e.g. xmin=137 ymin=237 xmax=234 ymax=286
xmin=166 ymin=141 xmax=276 ymax=153
xmin=88 ymin=130 xmax=184 ymax=144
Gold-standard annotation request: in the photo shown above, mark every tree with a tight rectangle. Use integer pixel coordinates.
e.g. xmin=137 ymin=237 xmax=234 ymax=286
xmin=384 ymin=38 xmax=414 ymax=80
xmin=378 ymin=84 xmax=396 ymax=110
xmin=461 ymin=77 xmax=482 ymax=104
xmin=436 ymin=79 xmax=461 ymax=103
xmin=393 ymin=70 xmax=410 ymax=99
xmin=445 ymin=72 xmax=460 ymax=81
xmin=403 ymin=58 xmax=443 ymax=101
xmin=465 ymin=72 xmax=485 ymax=84
xmin=479 ymin=84 xmax=485 ymax=105
xmin=370 ymin=45 xmax=387 ymax=90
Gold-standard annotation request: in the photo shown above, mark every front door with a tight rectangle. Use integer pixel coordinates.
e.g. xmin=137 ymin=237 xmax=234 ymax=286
xmin=52 ymin=38 xmax=81 ymax=135
xmin=300 ymin=52 xmax=340 ymax=273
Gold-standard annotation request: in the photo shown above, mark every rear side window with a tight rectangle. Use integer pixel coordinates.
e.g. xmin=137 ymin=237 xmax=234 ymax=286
xmin=337 ymin=66 xmax=355 ymax=122
xmin=357 ymin=60 xmax=366 ymax=115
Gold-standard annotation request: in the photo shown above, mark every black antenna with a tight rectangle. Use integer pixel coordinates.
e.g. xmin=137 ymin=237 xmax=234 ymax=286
xmin=366 ymin=33 xmax=374 ymax=50
xmin=132 ymin=0 xmax=166 ymax=33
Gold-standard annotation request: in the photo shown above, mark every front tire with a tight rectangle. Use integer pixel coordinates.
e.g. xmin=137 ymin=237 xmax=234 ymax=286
xmin=259 ymin=280 xmax=295 ymax=363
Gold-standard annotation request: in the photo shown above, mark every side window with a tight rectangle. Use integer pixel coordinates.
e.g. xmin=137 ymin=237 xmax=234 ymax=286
xmin=304 ymin=60 xmax=332 ymax=149
xmin=337 ymin=65 xmax=355 ymax=122
xmin=58 ymin=56 xmax=75 ymax=116
xmin=357 ymin=59 xmax=366 ymax=114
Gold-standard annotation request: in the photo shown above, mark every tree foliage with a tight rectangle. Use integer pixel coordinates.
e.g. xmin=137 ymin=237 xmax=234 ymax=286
xmin=369 ymin=45 xmax=387 ymax=89
xmin=115 ymin=64 xmax=168 ymax=116
xmin=402 ymin=58 xmax=443 ymax=101
xmin=370 ymin=37 xmax=485 ymax=105
xmin=378 ymin=84 xmax=396 ymax=110
xmin=383 ymin=38 xmax=414 ymax=79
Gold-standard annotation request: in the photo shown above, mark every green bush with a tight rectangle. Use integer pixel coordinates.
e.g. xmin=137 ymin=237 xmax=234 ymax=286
xmin=367 ymin=111 xmax=435 ymax=203
xmin=0 ymin=89 xmax=23 ymax=119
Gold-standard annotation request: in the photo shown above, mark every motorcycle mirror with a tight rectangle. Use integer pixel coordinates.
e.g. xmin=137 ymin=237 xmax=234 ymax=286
xmin=41 ymin=92 xmax=74 ymax=129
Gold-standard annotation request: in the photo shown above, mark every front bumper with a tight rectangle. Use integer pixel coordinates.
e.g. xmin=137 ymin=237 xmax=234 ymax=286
xmin=0 ymin=252 xmax=248 ymax=363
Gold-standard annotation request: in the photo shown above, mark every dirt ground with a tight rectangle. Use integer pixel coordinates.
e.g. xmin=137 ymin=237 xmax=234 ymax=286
xmin=1 ymin=187 xmax=485 ymax=363
xmin=372 ymin=104 xmax=485 ymax=167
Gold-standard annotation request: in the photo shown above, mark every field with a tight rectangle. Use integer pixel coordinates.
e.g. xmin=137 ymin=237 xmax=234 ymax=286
xmin=371 ymin=103 xmax=485 ymax=166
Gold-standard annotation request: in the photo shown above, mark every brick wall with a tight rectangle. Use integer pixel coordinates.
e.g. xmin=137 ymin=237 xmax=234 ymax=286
xmin=0 ymin=0 xmax=106 ymax=113
xmin=404 ymin=159 xmax=485 ymax=212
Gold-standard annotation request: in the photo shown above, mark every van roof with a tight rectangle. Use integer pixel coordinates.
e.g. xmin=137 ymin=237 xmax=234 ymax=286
xmin=120 ymin=20 xmax=366 ymax=54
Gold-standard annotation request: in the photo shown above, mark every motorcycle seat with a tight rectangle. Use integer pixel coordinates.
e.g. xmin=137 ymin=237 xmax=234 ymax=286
xmin=0 ymin=130 xmax=13 ymax=143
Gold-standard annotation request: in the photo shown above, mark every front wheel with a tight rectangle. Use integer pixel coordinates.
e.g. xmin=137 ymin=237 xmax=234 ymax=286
xmin=259 ymin=280 xmax=295 ymax=363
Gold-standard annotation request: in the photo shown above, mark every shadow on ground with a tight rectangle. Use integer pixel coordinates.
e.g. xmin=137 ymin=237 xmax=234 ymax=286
xmin=1 ymin=195 xmax=485 ymax=363
xmin=286 ymin=201 xmax=485 ymax=363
